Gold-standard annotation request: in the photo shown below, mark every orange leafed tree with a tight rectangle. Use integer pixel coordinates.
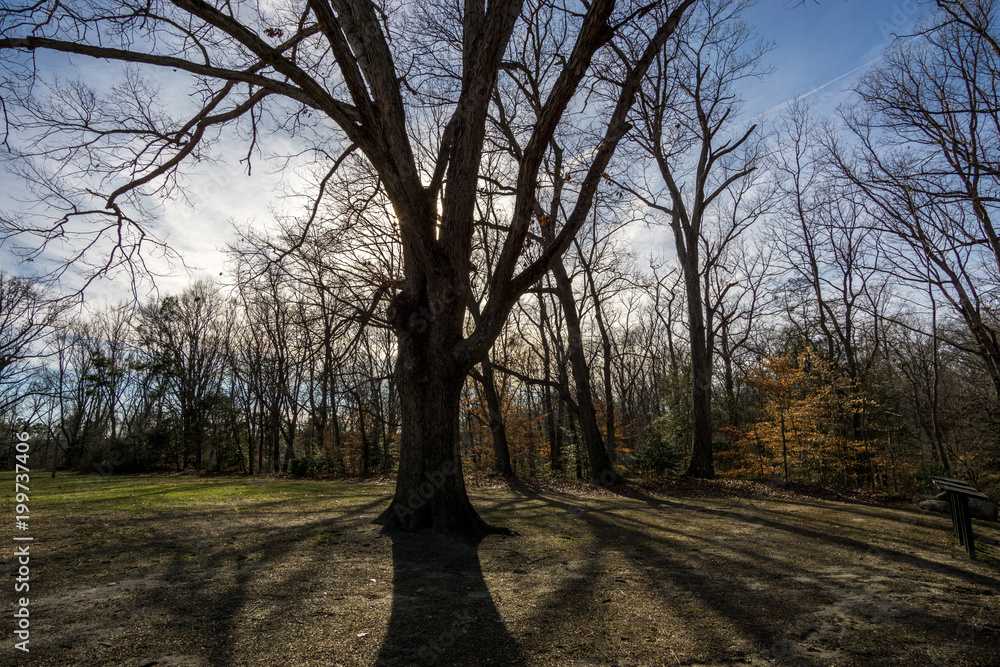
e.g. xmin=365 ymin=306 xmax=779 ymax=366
xmin=723 ymin=348 xmax=876 ymax=484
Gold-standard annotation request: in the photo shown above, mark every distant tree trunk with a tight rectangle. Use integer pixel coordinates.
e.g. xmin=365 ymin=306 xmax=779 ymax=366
xmin=930 ymin=290 xmax=951 ymax=475
xmin=195 ymin=418 xmax=203 ymax=471
xmin=538 ymin=293 xmax=562 ymax=474
xmin=582 ymin=252 xmax=617 ymax=464
xmin=551 ymin=258 xmax=620 ymax=486
xmin=683 ymin=260 xmax=715 ymax=479
xmin=50 ymin=436 xmax=59 ymax=479
xmin=331 ymin=397 xmax=344 ymax=473
xmin=381 ymin=382 xmax=393 ymax=476
xmin=720 ymin=326 xmax=737 ymax=427
xmin=570 ymin=412 xmax=583 ymax=480
xmin=779 ymin=410 xmax=789 ymax=483
xmin=257 ymin=410 xmax=264 ymax=474
xmin=479 ymin=361 xmax=514 ymax=476
xmin=246 ymin=428 xmax=252 ymax=475
xmin=271 ymin=408 xmax=281 ymax=474
xmin=282 ymin=425 xmax=296 ymax=474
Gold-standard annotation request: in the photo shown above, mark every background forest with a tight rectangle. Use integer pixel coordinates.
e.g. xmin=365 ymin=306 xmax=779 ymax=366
xmin=1 ymin=0 xmax=998 ymax=499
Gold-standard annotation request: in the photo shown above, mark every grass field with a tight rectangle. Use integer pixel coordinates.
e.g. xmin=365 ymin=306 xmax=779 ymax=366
xmin=2 ymin=471 xmax=999 ymax=666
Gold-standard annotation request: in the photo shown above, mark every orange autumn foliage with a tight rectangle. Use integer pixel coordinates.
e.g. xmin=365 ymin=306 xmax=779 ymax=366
xmin=721 ymin=348 xmax=876 ymax=484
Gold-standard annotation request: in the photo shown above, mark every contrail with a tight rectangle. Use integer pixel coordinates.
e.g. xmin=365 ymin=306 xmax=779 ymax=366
xmin=760 ymin=57 xmax=880 ymax=117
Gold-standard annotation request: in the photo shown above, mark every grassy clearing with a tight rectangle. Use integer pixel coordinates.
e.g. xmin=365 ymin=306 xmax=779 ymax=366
xmin=2 ymin=472 xmax=999 ymax=666
xmin=16 ymin=472 xmax=387 ymax=510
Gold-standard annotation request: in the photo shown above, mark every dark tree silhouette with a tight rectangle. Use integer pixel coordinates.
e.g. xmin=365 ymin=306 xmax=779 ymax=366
xmin=0 ymin=0 xmax=694 ymax=536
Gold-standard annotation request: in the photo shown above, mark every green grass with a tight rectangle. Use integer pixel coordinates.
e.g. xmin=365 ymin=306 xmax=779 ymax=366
xmin=0 ymin=470 xmax=391 ymax=514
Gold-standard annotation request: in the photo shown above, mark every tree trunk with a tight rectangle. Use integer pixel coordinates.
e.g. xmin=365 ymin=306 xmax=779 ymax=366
xmin=721 ymin=329 xmax=737 ymax=428
xmin=581 ymin=251 xmax=617 ymax=464
xmin=282 ymin=428 xmax=296 ymax=474
xmin=257 ymin=409 xmax=264 ymax=474
xmin=246 ymin=406 xmax=254 ymax=475
xmin=357 ymin=394 xmax=369 ymax=475
xmin=538 ymin=293 xmax=562 ymax=474
xmin=683 ymin=266 xmax=715 ymax=479
xmin=377 ymin=314 xmax=499 ymax=537
xmin=551 ymin=259 xmax=620 ymax=486
xmin=779 ymin=409 xmax=789 ymax=483
xmin=596 ymin=295 xmax=617 ymax=464
xmin=331 ymin=390 xmax=344 ymax=472
xmin=480 ymin=361 xmax=514 ymax=476
xmin=930 ymin=298 xmax=951 ymax=475
xmin=50 ymin=435 xmax=59 ymax=478
xmin=543 ymin=382 xmax=561 ymax=474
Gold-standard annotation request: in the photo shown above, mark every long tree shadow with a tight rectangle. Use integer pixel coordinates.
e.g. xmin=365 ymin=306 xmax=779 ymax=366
xmin=30 ymin=487 xmax=395 ymax=665
xmin=375 ymin=531 xmax=524 ymax=666
xmin=493 ymin=486 xmax=1000 ymax=664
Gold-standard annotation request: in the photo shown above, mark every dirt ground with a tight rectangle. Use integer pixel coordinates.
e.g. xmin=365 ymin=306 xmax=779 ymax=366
xmin=7 ymin=474 xmax=1000 ymax=666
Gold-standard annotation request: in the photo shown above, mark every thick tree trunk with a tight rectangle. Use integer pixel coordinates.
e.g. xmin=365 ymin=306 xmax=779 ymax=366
xmin=378 ymin=312 xmax=500 ymax=537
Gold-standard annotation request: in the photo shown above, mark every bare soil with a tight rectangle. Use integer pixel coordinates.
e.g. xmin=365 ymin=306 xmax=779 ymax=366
xmin=7 ymin=474 xmax=1000 ymax=666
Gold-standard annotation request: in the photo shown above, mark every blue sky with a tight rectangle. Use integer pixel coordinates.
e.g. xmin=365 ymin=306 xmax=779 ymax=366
xmin=626 ymin=0 xmax=924 ymax=264
xmin=0 ymin=0 xmax=925 ymax=302
xmin=744 ymin=0 xmax=920 ymax=119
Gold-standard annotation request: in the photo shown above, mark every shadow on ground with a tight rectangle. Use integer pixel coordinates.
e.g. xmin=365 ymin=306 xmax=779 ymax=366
xmin=374 ymin=533 xmax=523 ymax=666
xmin=16 ymin=473 xmax=1000 ymax=666
xmin=484 ymin=484 xmax=1000 ymax=665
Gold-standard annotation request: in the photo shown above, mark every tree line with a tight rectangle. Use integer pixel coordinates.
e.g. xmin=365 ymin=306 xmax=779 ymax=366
xmin=1 ymin=1 xmax=999 ymax=532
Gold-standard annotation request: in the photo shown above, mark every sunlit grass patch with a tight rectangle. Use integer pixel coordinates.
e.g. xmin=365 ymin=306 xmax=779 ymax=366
xmin=0 ymin=471 xmax=392 ymax=514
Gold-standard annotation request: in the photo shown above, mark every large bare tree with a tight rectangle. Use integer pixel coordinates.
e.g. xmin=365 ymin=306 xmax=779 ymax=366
xmin=0 ymin=0 xmax=694 ymax=536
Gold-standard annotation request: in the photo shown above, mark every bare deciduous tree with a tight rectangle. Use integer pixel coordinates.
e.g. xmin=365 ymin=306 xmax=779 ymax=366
xmin=0 ymin=0 xmax=694 ymax=536
xmin=0 ymin=271 xmax=62 ymax=414
xmin=835 ymin=0 xmax=1000 ymax=400
xmin=627 ymin=0 xmax=769 ymax=477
